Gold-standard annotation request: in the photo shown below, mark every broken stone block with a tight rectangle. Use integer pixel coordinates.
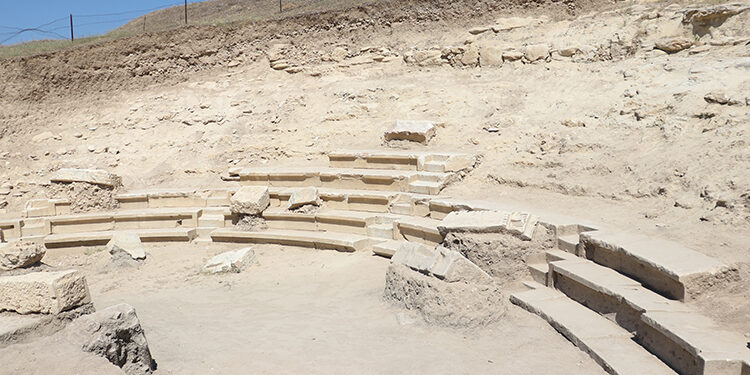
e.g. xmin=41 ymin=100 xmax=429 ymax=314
xmin=524 ymin=44 xmax=549 ymax=62
xmin=460 ymin=44 xmax=480 ymax=66
xmin=412 ymin=50 xmax=444 ymax=66
xmin=437 ymin=210 xmax=510 ymax=235
xmin=502 ymin=49 xmax=524 ymax=61
xmin=479 ymin=46 xmax=503 ymax=67
xmin=287 ymin=187 xmax=320 ymax=210
xmin=50 ymin=168 xmax=122 ymax=187
xmin=106 ymin=233 xmax=146 ymax=261
xmin=65 ymin=303 xmax=156 ymax=375
xmin=0 ymin=270 xmax=91 ymax=314
xmin=0 ymin=241 xmax=46 ymax=270
xmin=430 ymin=246 xmax=492 ymax=283
xmin=230 ymin=186 xmax=270 ymax=215
xmin=654 ymin=38 xmax=693 ymax=53
xmin=384 ymin=120 xmax=437 ymax=144
xmin=390 ymin=242 xmax=438 ymax=274
xmin=202 ymin=247 xmax=256 ymax=274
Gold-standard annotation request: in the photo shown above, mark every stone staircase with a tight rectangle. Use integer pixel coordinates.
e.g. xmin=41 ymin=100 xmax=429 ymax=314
xmin=0 ymin=148 xmax=747 ymax=375
xmin=516 ymin=228 xmax=748 ymax=375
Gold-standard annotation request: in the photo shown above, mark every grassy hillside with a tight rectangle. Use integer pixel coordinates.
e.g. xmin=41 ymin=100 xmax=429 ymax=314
xmin=0 ymin=0 xmax=385 ymax=60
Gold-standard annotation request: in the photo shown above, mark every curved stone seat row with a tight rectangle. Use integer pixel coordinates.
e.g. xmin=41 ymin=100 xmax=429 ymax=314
xmin=0 ymin=149 xmax=743 ymax=375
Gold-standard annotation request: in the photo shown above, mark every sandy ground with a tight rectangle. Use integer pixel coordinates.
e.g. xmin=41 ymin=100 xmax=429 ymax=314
xmin=4 ymin=243 xmax=605 ymax=374
xmin=1 ymin=0 xmax=749 ymax=371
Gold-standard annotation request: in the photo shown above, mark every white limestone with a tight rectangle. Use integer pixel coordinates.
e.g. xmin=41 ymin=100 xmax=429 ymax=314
xmin=202 ymin=247 xmax=256 ymax=274
xmin=106 ymin=233 xmax=146 ymax=260
xmin=230 ymin=186 xmax=270 ymax=215
xmin=0 ymin=270 xmax=91 ymax=314
xmin=384 ymin=120 xmax=437 ymax=144
xmin=50 ymin=168 xmax=121 ymax=187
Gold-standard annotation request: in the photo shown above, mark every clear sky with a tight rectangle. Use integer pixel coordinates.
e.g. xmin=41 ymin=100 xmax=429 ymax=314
xmin=0 ymin=0 xmax=204 ymax=45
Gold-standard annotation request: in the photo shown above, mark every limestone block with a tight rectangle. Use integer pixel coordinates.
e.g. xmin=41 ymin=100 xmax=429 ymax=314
xmin=230 ymin=186 xmax=270 ymax=215
xmin=431 ymin=246 xmax=491 ymax=283
xmin=524 ymin=44 xmax=550 ymax=62
xmin=384 ymin=120 xmax=437 ymax=144
xmin=202 ymin=247 xmax=256 ymax=274
xmin=468 ymin=26 xmax=491 ymax=35
xmin=502 ymin=49 xmax=524 ymax=61
xmin=0 ymin=270 xmax=91 ymax=314
xmin=106 ymin=233 xmax=146 ymax=260
xmin=0 ymin=241 xmax=46 ymax=270
xmin=460 ymin=44 xmax=480 ymax=66
xmin=287 ymin=187 xmax=320 ymax=210
xmin=413 ymin=50 xmax=444 ymax=66
xmin=65 ymin=303 xmax=156 ymax=375
xmin=391 ymin=242 xmax=438 ymax=273
xmin=479 ymin=46 xmax=503 ymax=67
xmin=654 ymin=38 xmax=693 ymax=53
xmin=491 ymin=16 xmax=544 ymax=32
xmin=50 ymin=168 xmax=121 ymax=187
xmin=437 ymin=210 xmax=538 ymax=240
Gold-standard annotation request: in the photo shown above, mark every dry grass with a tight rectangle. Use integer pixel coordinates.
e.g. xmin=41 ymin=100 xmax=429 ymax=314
xmin=0 ymin=0 xmax=386 ymax=60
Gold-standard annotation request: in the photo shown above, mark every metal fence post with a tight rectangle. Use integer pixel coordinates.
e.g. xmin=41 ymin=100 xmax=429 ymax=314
xmin=184 ymin=0 xmax=188 ymax=24
xmin=69 ymin=14 xmax=74 ymax=41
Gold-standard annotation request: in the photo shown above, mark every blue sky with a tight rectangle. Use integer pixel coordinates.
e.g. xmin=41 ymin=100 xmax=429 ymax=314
xmin=0 ymin=0 xmax=205 ymax=45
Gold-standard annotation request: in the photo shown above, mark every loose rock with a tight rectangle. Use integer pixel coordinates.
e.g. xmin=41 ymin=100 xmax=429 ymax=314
xmin=0 ymin=241 xmax=46 ymax=271
xmin=106 ymin=233 xmax=146 ymax=261
xmin=202 ymin=247 xmax=256 ymax=274
xmin=230 ymin=186 xmax=270 ymax=215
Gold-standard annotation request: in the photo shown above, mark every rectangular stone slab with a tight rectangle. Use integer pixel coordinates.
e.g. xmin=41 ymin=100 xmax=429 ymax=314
xmin=0 ymin=270 xmax=91 ymax=314
xmin=50 ymin=168 xmax=120 ymax=187
xmin=511 ymin=286 xmax=677 ymax=375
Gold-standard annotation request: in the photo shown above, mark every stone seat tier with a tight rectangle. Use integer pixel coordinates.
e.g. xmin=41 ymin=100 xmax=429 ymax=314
xmin=261 ymin=208 xmax=443 ymax=246
xmin=44 ymin=228 xmax=198 ymax=248
xmin=548 ymin=258 xmax=750 ymax=375
xmin=580 ymin=230 xmax=730 ymax=301
xmin=327 ymin=150 xmax=474 ymax=172
xmin=510 ymin=283 xmax=677 ymax=375
xmin=226 ymin=167 xmax=452 ymax=195
xmin=210 ymin=228 xmax=382 ymax=252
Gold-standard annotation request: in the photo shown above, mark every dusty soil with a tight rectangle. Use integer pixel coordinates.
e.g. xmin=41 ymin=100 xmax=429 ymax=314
xmin=0 ymin=243 xmax=606 ymax=374
xmin=1 ymin=0 xmax=750 ymax=371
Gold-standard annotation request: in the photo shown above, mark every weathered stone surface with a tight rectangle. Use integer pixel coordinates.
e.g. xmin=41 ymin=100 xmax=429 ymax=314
xmin=438 ymin=210 xmax=539 ymax=240
xmin=654 ymin=38 xmax=693 ymax=53
xmin=50 ymin=168 xmax=122 ymax=187
xmin=479 ymin=46 xmax=503 ymax=66
xmin=391 ymin=242 xmax=490 ymax=283
xmin=106 ymin=233 xmax=146 ymax=261
xmin=502 ymin=49 xmax=524 ymax=61
xmin=230 ymin=186 xmax=270 ymax=215
xmin=0 ymin=270 xmax=91 ymax=314
xmin=460 ymin=44 xmax=480 ymax=66
xmin=330 ymin=47 xmax=348 ymax=62
xmin=287 ymin=187 xmax=320 ymax=210
xmin=412 ymin=50 xmax=444 ymax=66
xmin=524 ymin=44 xmax=550 ymax=62
xmin=384 ymin=264 xmax=506 ymax=327
xmin=391 ymin=242 xmax=437 ymax=273
xmin=468 ymin=26 xmax=491 ymax=35
xmin=202 ymin=247 xmax=256 ymax=274
xmin=384 ymin=120 xmax=437 ymax=144
xmin=491 ymin=16 xmax=544 ymax=32
xmin=0 ymin=241 xmax=46 ymax=270
xmin=65 ymin=303 xmax=156 ymax=375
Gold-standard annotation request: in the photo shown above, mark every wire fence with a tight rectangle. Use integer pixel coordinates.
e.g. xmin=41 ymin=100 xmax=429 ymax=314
xmin=0 ymin=1 xmax=202 ymax=45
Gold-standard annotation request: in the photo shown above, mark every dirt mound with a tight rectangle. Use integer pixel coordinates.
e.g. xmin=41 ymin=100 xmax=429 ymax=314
xmin=384 ymin=263 xmax=507 ymax=327
xmin=46 ymin=182 xmax=120 ymax=213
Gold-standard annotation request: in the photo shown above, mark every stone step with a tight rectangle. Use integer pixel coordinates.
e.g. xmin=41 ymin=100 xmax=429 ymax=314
xmin=408 ymin=181 xmax=443 ymax=195
xmin=393 ymin=216 xmax=443 ymax=246
xmin=580 ymin=230 xmax=731 ymax=301
xmin=510 ymin=285 xmax=678 ymax=375
xmin=44 ymin=228 xmax=198 ymax=248
xmin=197 ymin=215 xmax=225 ymax=228
xmin=210 ymin=228 xmax=382 ymax=252
xmin=228 ymin=167 xmax=452 ymax=195
xmin=557 ymin=234 xmax=579 ymax=254
xmin=367 ymin=223 xmax=394 ymax=239
xmin=327 ymin=150 xmax=473 ymax=172
xmin=528 ymin=263 xmax=549 ymax=285
xmin=548 ymin=258 xmax=750 ymax=375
